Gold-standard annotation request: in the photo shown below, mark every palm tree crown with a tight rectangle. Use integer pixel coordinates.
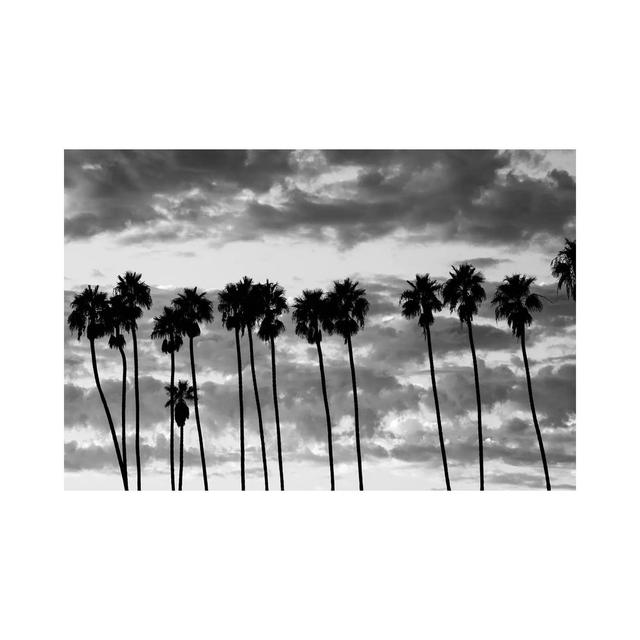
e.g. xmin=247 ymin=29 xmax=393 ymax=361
xmin=399 ymin=274 xmax=443 ymax=335
xmin=292 ymin=289 xmax=330 ymax=344
xmin=165 ymin=380 xmax=194 ymax=427
xmin=114 ymin=271 xmax=152 ymax=327
xmin=551 ymin=238 xmax=576 ymax=300
xmin=442 ymin=264 xmax=486 ymax=323
xmin=218 ymin=282 xmax=246 ymax=334
xmin=68 ymin=285 xmax=110 ymax=340
xmin=256 ymin=280 xmax=289 ymax=342
xmin=172 ymin=287 xmax=214 ymax=337
xmin=107 ymin=293 xmax=129 ymax=350
xmin=325 ymin=278 xmax=369 ymax=341
xmin=151 ymin=305 xmax=184 ymax=354
xmin=491 ymin=274 xmax=544 ymax=337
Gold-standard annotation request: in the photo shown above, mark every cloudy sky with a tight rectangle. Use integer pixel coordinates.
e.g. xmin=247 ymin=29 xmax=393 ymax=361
xmin=64 ymin=149 xmax=576 ymax=490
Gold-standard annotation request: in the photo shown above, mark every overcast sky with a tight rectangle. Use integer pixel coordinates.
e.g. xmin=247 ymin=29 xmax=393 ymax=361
xmin=64 ymin=149 xmax=576 ymax=490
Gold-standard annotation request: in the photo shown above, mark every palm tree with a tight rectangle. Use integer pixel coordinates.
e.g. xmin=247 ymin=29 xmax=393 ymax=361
xmin=218 ymin=282 xmax=248 ymax=490
xmin=172 ymin=287 xmax=213 ymax=490
xmin=237 ymin=276 xmax=269 ymax=490
xmin=442 ymin=264 xmax=486 ymax=490
xmin=165 ymin=380 xmax=194 ymax=490
xmin=114 ymin=271 xmax=152 ymax=490
xmin=67 ymin=286 xmax=128 ymax=490
xmin=400 ymin=275 xmax=451 ymax=490
xmin=551 ymin=238 xmax=576 ymax=301
xmin=151 ymin=305 xmax=184 ymax=491
xmin=256 ymin=280 xmax=289 ymax=491
xmin=325 ymin=278 xmax=369 ymax=491
xmin=491 ymin=275 xmax=551 ymax=491
xmin=292 ymin=289 xmax=336 ymax=490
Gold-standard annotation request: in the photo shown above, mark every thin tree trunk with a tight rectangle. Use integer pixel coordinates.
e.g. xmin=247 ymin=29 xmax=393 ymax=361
xmin=521 ymin=330 xmax=551 ymax=491
xmin=271 ymin=337 xmax=284 ymax=491
xmin=189 ymin=337 xmax=209 ymax=490
xmin=347 ymin=335 xmax=364 ymax=491
xmin=117 ymin=339 xmax=128 ymax=489
xmin=316 ymin=339 xmax=335 ymax=491
xmin=426 ymin=326 xmax=451 ymax=491
xmin=169 ymin=351 xmax=175 ymax=491
xmin=248 ymin=329 xmax=268 ymax=490
xmin=132 ymin=327 xmax=141 ymax=490
xmin=467 ymin=320 xmax=484 ymax=491
xmin=90 ymin=339 xmax=128 ymax=490
xmin=235 ymin=327 xmax=246 ymax=491
xmin=178 ymin=423 xmax=184 ymax=491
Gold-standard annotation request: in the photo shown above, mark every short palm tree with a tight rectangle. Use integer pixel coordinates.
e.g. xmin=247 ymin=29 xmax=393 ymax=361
xmin=491 ymin=274 xmax=551 ymax=490
xmin=165 ymin=380 xmax=194 ymax=489
xmin=151 ymin=305 xmax=184 ymax=491
xmin=68 ymin=286 xmax=128 ymax=489
xmin=218 ymin=282 xmax=248 ymax=490
xmin=172 ymin=287 xmax=213 ymax=490
xmin=292 ymin=289 xmax=336 ymax=490
xmin=442 ymin=264 xmax=486 ymax=490
xmin=551 ymin=238 xmax=576 ymax=301
xmin=400 ymin=275 xmax=451 ymax=490
xmin=325 ymin=278 xmax=369 ymax=491
xmin=114 ymin=271 xmax=152 ymax=490
xmin=256 ymin=280 xmax=289 ymax=491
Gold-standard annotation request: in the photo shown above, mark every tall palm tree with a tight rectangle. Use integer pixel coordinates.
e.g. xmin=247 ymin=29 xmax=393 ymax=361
xmin=172 ymin=287 xmax=213 ymax=490
xmin=551 ymin=238 xmax=576 ymax=301
xmin=491 ymin=275 xmax=551 ymax=491
xmin=256 ymin=280 xmax=289 ymax=491
xmin=165 ymin=380 xmax=194 ymax=490
xmin=292 ymin=289 xmax=336 ymax=490
xmin=237 ymin=276 xmax=269 ymax=490
xmin=442 ymin=263 xmax=486 ymax=490
xmin=114 ymin=271 xmax=152 ymax=490
xmin=67 ymin=286 xmax=128 ymax=490
xmin=218 ymin=282 xmax=248 ymax=490
xmin=151 ymin=305 xmax=184 ymax=491
xmin=400 ymin=275 xmax=451 ymax=490
xmin=325 ymin=278 xmax=369 ymax=491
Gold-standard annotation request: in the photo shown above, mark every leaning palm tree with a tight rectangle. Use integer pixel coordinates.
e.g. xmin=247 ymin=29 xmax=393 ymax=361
xmin=292 ymin=289 xmax=336 ymax=490
xmin=491 ymin=275 xmax=551 ymax=491
xmin=151 ymin=305 xmax=184 ymax=491
xmin=400 ymin=275 xmax=451 ymax=490
xmin=256 ymin=280 xmax=289 ymax=491
xmin=165 ymin=380 xmax=194 ymax=490
xmin=551 ymin=238 xmax=576 ymax=301
xmin=114 ymin=271 xmax=152 ymax=490
xmin=67 ymin=286 xmax=128 ymax=489
xmin=325 ymin=278 xmax=369 ymax=491
xmin=172 ymin=287 xmax=213 ymax=490
xmin=218 ymin=282 xmax=248 ymax=490
xmin=442 ymin=263 xmax=486 ymax=490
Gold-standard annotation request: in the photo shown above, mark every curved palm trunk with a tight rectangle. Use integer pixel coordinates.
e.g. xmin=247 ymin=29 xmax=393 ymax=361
xmin=89 ymin=339 xmax=128 ymax=490
xmin=466 ymin=320 xmax=484 ymax=491
xmin=316 ymin=339 xmax=335 ymax=491
xmin=347 ymin=335 xmax=364 ymax=491
xmin=248 ymin=329 xmax=269 ymax=490
xmin=271 ymin=337 xmax=285 ymax=491
xmin=132 ymin=327 xmax=142 ymax=490
xmin=117 ymin=340 xmax=128 ymax=489
xmin=189 ymin=337 xmax=209 ymax=490
xmin=178 ymin=423 xmax=185 ymax=491
xmin=235 ymin=327 xmax=246 ymax=491
xmin=169 ymin=351 xmax=176 ymax=491
xmin=426 ymin=326 xmax=451 ymax=491
xmin=521 ymin=330 xmax=551 ymax=491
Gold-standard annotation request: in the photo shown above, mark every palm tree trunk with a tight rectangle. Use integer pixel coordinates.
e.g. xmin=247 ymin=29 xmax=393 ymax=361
xmin=248 ymin=329 xmax=269 ymax=490
xmin=271 ymin=337 xmax=284 ymax=491
xmin=347 ymin=335 xmax=364 ymax=491
xmin=169 ymin=351 xmax=176 ymax=491
xmin=467 ymin=320 xmax=484 ymax=491
xmin=426 ymin=326 xmax=451 ymax=491
xmin=521 ymin=330 xmax=551 ymax=491
xmin=189 ymin=337 xmax=209 ymax=490
xmin=89 ymin=339 xmax=128 ymax=490
xmin=117 ymin=341 xmax=128 ymax=489
xmin=178 ymin=423 xmax=184 ymax=491
xmin=316 ymin=339 xmax=335 ymax=491
xmin=132 ymin=327 xmax=142 ymax=490
xmin=235 ymin=326 xmax=246 ymax=491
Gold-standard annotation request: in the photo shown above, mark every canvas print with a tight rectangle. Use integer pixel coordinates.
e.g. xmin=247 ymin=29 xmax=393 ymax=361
xmin=64 ymin=150 xmax=576 ymax=490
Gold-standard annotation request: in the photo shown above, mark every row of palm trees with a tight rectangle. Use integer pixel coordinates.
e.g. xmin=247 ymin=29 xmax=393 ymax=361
xmin=67 ymin=239 xmax=575 ymax=491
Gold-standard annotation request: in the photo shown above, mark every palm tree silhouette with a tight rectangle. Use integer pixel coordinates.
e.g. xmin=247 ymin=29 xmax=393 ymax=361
xmin=114 ymin=272 xmax=152 ymax=490
xmin=551 ymin=238 xmax=576 ymax=301
xmin=325 ymin=278 xmax=369 ymax=491
xmin=165 ymin=379 xmax=194 ymax=489
xmin=256 ymin=280 xmax=289 ymax=491
xmin=172 ymin=287 xmax=213 ymax=490
xmin=492 ymin=275 xmax=551 ymax=491
xmin=151 ymin=305 xmax=184 ymax=491
xmin=68 ymin=286 xmax=128 ymax=490
xmin=400 ymin=275 xmax=451 ymax=490
xmin=218 ymin=282 xmax=248 ymax=490
xmin=442 ymin=264 xmax=486 ymax=490
xmin=292 ymin=289 xmax=336 ymax=490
